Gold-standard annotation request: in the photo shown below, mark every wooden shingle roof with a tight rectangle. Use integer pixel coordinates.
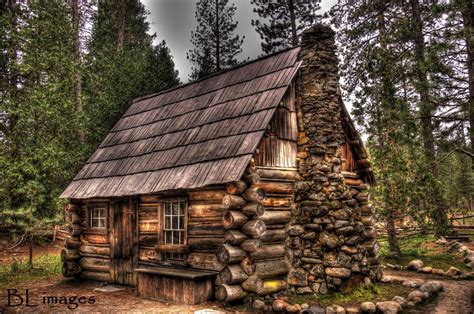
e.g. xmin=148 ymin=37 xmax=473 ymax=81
xmin=61 ymin=47 xmax=301 ymax=199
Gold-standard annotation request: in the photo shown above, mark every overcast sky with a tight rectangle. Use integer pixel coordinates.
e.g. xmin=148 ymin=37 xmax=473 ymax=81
xmin=141 ymin=0 xmax=337 ymax=82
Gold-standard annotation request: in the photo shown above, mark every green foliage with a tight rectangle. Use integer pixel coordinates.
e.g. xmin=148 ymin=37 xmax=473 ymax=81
xmin=187 ymin=0 xmax=244 ymax=80
xmin=379 ymin=234 xmax=469 ymax=271
xmin=0 ymin=0 xmax=180 ymax=233
xmin=0 ymin=253 xmax=61 ymax=289
xmin=251 ymin=0 xmax=321 ymax=54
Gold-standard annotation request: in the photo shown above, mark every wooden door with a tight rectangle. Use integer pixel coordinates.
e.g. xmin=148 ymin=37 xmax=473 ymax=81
xmin=110 ymin=199 xmax=137 ymax=286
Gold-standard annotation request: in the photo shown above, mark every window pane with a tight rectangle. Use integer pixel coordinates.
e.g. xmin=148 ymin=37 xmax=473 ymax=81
xmin=172 ymin=202 xmax=179 ymax=215
xmin=179 ymin=202 xmax=185 ymax=215
xmin=172 ymin=215 xmax=178 ymax=229
xmin=165 ymin=203 xmax=171 ymax=215
xmin=165 ymin=216 xmax=170 ymax=229
xmin=179 ymin=216 xmax=184 ymax=229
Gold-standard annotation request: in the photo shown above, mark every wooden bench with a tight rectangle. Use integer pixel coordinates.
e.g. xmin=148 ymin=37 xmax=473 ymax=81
xmin=135 ymin=267 xmax=218 ymax=305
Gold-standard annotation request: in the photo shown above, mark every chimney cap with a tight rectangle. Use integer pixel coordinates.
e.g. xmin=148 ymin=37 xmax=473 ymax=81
xmin=301 ymin=23 xmax=335 ymax=43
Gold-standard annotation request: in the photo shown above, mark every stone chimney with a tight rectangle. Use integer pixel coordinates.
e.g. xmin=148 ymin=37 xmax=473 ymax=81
xmin=286 ymin=24 xmax=380 ymax=295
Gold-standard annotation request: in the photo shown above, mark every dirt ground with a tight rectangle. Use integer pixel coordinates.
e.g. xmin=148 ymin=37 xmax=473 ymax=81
xmin=0 ymin=242 xmax=62 ymax=265
xmin=1 ymin=241 xmax=474 ymax=313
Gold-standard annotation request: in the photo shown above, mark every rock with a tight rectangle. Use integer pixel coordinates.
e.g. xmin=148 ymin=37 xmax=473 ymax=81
xmin=301 ymin=303 xmax=309 ymax=309
xmin=376 ymin=301 xmax=401 ymax=314
xmin=288 ymin=269 xmax=308 ymax=286
xmin=402 ymin=279 xmax=424 ymax=288
xmin=418 ymin=266 xmax=433 ymax=273
xmin=431 ymin=268 xmax=446 ymax=276
xmin=329 ymin=209 xmax=349 ymax=220
xmin=288 ymin=225 xmax=305 ymax=236
xmin=286 ymin=305 xmax=299 ymax=313
xmin=419 ymin=281 xmax=443 ymax=294
xmin=407 ymin=259 xmax=424 ymax=271
xmin=360 ymin=302 xmax=376 ymax=313
xmin=253 ymin=300 xmax=266 ymax=310
xmin=345 ymin=305 xmax=361 ymax=314
xmin=302 ymin=305 xmax=325 ymax=314
xmin=392 ymin=296 xmax=406 ymax=306
xmin=363 ymin=277 xmax=373 ymax=287
xmin=446 ymin=266 xmax=462 ymax=277
xmin=323 ymin=233 xmax=341 ymax=249
xmin=319 ymin=282 xmax=328 ymax=294
xmin=296 ymin=286 xmax=313 ymax=294
xmin=380 ymin=275 xmax=403 ymax=284
xmin=326 ymin=304 xmax=346 ymax=314
xmin=408 ymin=290 xmax=426 ymax=303
xmin=325 ymin=267 xmax=351 ymax=278
xmin=341 ymin=245 xmax=358 ymax=254
xmin=386 ymin=263 xmax=401 ymax=270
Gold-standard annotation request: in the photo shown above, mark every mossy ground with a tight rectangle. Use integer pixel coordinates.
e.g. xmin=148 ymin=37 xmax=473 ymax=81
xmin=379 ymin=234 xmax=469 ymax=271
xmin=0 ymin=248 xmax=62 ymax=289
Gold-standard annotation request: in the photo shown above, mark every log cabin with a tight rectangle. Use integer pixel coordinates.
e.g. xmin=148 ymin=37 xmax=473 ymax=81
xmin=60 ymin=24 xmax=380 ymax=306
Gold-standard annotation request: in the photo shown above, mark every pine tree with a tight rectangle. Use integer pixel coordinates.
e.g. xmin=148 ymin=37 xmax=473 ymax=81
xmin=251 ymin=0 xmax=320 ymax=54
xmin=187 ymin=0 xmax=244 ymax=80
xmin=84 ymin=0 xmax=180 ymax=146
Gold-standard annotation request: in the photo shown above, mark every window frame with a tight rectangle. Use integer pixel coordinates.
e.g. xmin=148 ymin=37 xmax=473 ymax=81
xmin=88 ymin=206 xmax=108 ymax=231
xmin=156 ymin=197 xmax=188 ymax=265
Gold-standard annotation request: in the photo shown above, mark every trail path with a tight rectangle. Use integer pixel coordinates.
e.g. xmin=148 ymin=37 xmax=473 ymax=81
xmin=384 ymin=269 xmax=474 ymax=314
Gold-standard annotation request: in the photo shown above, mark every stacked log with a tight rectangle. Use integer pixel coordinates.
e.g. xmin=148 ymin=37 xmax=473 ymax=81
xmin=215 ymin=174 xmax=270 ymax=302
xmin=62 ymin=204 xmax=82 ymax=277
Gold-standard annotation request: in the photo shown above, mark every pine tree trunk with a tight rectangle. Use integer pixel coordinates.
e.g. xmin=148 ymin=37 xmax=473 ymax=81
xmin=462 ymin=1 xmax=474 ymax=168
xmin=387 ymin=213 xmax=401 ymax=256
xmin=117 ymin=0 xmax=125 ymax=50
xmin=215 ymin=0 xmax=220 ymax=71
xmin=71 ymin=0 xmax=84 ymax=144
xmin=287 ymin=0 xmax=298 ymax=46
xmin=28 ymin=234 xmax=33 ymax=268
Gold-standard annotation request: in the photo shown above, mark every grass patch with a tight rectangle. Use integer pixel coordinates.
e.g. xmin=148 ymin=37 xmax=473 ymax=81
xmin=0 ymin=253 xmax=61 ymax=289
xmin=288 ymin=283 xmax=410 ymax=307
xmin=378 ymin=234 xmax=469 ymax=271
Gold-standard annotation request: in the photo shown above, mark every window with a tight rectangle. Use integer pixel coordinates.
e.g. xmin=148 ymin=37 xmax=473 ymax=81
xmin=162 ymin=200 xmax=187 ymax=262
xmin=90 ymin=207 xmax=107 ymax=229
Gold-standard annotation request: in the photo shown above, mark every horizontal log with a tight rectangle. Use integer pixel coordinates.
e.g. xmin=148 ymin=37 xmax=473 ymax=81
xmin=257 ymin=279 xmax=287 ymax=296
xmin=218 ymin=244 xmax=247 ymax=264
xmin=69 ymin=224 xmax=83 ymax=237
xmin=257 ymin=168 xmax=298 ymax=181
xmin=139 ymin=195 xmax=160 ymax=203
xmin=188 ymin=204 xmax=225 ymax=218
xmin=82 ymin=271 xmax=111 ymax=282
xmin=156 ymin=244 xmax=189 ymax=253
xmin=240 ymin=255 xmax=255 ymax=276
xmin=188 ymin=190 xmax=227 ymax=201
xmin=139 ymin=248 xmax=160 ymax=263
xmin=188 ymin=220 xmax=225 ymax=235
xmin=81 ymin=233 xmax=109 ymax=245
xmin=223 ymin=210 xmax=248 ymax=229
xmin=250 ymin=244 xmax=285 ymax=261
xmin=226 ymin=181 xmax=248 ymax=195
xmin=243 ymin=186 xmax=266 ymax=202
xmin=242 ymin=203 xmax=265 ymax=217
xmin=65 ymin=237 xmax=81 ymax=250
xmin=187 ymin=253 xmax=224 ymax=271
xmin=138 ymin=207 xmax=158 ymax=220
xmin=79 ymin=244 xmax=110 ymax=257
xmin=261 ymin=197 xmax=292 ymax=208
xmin=240 ymin=239 xmax=262 ymax=253
xmin=254 ymin=260 xmax=288 ymax=279
xmin=69 ymin=212 xmax=81 ymax=224
xmin=260 ymin=229 xmax=286 ymax=243
xmin=188 ymin=236 xmax=224 ymax=250
xmin=61 ymin=249 xmax=80 ymax=262
xmin=138 ymin=234 xmax=158 ymax=247
xmin=245 ymin=173 xmax=261 ymax=185
xmin=216 ymin=284 xmax=247 ymax=302
xmin=224 ymin=230 xmax=247 ymax=245
xmin=242 ymin=220 xmax=266 ymax=237
xmin=222 ymin=195 xmax=247 ymax=210
xmin=260 ymin=210 xmax=291 ymax=225
xmin=139 ymin=220 xmax=158 ymax=234
xmin=62 ymin=262 xmax=81 ymax=277
xmin=241 ymin=275 xmax=263 ymax=293
xmin=66 ymin=204 xmax=80 ymax=212
xmin=219 ymin=264 xmax=248 ymax=284
xmin=79 ymin=257 xmax=110 ymax=272
xmin=255 ymin=181 xmax=294 ymax=195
